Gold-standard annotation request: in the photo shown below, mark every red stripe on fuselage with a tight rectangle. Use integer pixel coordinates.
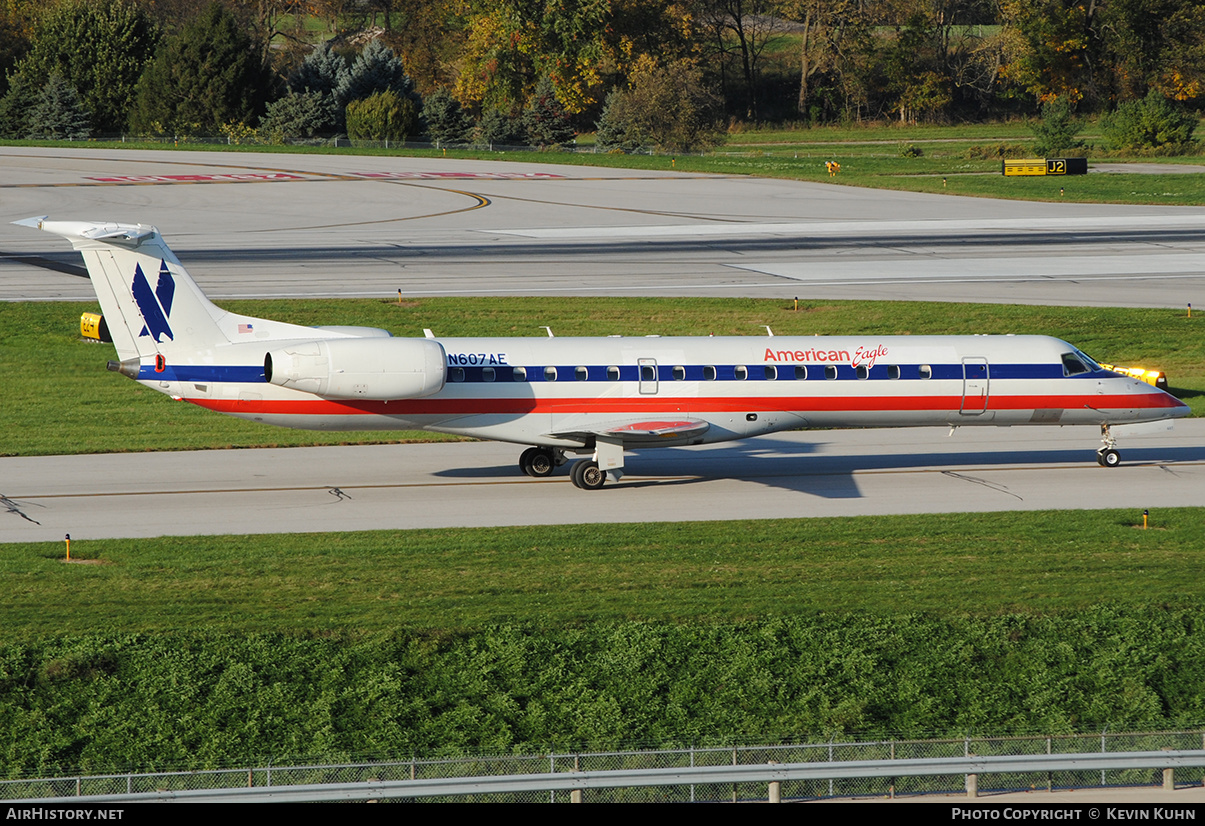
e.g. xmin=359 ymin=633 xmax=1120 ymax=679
xmin=190 ymin=392 xmax=1184 ymax=416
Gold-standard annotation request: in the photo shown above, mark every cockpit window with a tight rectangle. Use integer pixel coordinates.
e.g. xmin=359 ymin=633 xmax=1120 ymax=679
xmin=1075 ymin=348 xmax=1102 ymax=372
xmin=1061 ymin=352 xmax=1090 ymax=376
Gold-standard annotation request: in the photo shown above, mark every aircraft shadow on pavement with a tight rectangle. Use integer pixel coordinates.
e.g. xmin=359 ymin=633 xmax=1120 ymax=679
xmin=437 ymin=436 xmax=1205 ymax=499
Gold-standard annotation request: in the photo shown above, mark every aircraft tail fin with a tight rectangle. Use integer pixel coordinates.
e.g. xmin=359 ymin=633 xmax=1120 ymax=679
xmin=16 ymin=216 xmax=235 ymax=362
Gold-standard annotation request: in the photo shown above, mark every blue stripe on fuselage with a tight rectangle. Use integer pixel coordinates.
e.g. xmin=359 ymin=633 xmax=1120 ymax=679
xmin=135 ymin=362 xmax=1085 ymax=385
xmin=138 ymin=364 xmax=266 ymax=382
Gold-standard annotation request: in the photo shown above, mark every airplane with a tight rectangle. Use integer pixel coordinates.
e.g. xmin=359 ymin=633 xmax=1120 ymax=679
xmin=17 ymin=216 xmax=1190 ymax=489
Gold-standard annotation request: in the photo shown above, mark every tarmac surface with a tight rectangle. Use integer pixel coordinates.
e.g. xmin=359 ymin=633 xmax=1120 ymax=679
xmin=3 ymin=421 xmax=1201 ymax=542
xmin=3 ymin=146 xmax=1205 ymax=308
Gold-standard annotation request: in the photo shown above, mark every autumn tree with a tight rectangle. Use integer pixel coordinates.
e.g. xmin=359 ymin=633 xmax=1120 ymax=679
xmin=593 ymin=57 xmax=723 ymax=152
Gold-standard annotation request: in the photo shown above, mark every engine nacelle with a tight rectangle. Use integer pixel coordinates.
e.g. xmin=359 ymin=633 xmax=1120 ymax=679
xmin=264 ymin=338 xmax=446 ymax=400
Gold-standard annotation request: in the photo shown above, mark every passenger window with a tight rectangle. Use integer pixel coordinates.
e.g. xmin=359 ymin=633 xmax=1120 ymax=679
xmin=794 ymin=365 xmax=808 ymax=380
xmin=544 ymin=366 xmax=557 ymax=381
xmin=449 ymin=367 xmax=465 ymax=382
xmin=887 ymin=365 xmax=900 ymax=380
xmin=575 ymin=366 xmax=588 ymax=381
xmin=919 ymin=364 xmax=932 ymax=380
xmin=825 ymin=365 xmax=837 ymax=380
xmin=640 ymin=364 xmax=656 ymax=382
xmin=673 ymin=365 xmax=686 ymax=381
xmin=703 ymin=365 xmax=717 ymax=381
xmin=512 ymin=366 xmax=527 ymax=382
xmin=607 ymin=366 xmax=620 ymax=381
xmin=482 ymin=367 xmax=495 ymax=382
xmin=856 ymin=365 xmax=869 ymax=380
xmin=734 ymin=365 xmax=748 ymax=380
xmin=764 ymin=365 xmax=777 ymax=380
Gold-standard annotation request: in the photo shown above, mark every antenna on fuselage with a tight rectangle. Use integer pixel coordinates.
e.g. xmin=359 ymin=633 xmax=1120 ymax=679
xmin=763 ymin=326 xmax=774 ymax=337
xmin=540 ymin=326 xmax=554 ymax=337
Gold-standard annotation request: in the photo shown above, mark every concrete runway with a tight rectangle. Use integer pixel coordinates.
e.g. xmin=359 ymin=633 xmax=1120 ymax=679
xmin=3 ymin=421 xmax=1202 ymax=542
xmin=3 ymin=146 xmax=1205 ymax=308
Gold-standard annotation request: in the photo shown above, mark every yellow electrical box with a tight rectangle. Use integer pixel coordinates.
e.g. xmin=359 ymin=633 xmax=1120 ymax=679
xmin=80 ymin=312 xmax=112 ymax=343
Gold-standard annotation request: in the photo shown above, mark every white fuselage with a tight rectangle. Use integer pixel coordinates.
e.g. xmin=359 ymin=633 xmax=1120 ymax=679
xmin=149 ymin=333 xmax=1187 ymax=450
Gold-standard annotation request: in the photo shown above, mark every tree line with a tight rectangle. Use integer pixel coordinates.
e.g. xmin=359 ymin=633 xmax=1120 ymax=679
xmin=0 ymin=0 xmax=1202 ymax=152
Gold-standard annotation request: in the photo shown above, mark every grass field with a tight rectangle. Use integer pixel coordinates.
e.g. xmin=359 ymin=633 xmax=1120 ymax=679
xmin=2 ymin=297 xmax=1200 ymax=456
xmin=4 ymin=509 xmax=1201 ymax=641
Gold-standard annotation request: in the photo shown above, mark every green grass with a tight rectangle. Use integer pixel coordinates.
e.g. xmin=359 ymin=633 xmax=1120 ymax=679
xmin=3 ymin=509 xmax=1201 ymax=641
xmin=3 ymin=297 xmax=1200 ymax=456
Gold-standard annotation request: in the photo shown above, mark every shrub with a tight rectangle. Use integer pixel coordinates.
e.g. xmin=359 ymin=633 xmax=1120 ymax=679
xmin=1032 ymin=98 xmax=1082 ymax=157
xmin=897 ymin=142 xmax=923 ymax=158
xmin=964 ymin=142 xmax=1030 ymax=160
xmin=1103 ymin=90 xmax=1198 ymax=152
xmin=345 ymin=90 xmax=419 ymax=142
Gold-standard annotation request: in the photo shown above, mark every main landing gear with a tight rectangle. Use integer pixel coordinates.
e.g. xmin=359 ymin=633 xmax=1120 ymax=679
xmin=518 ymin=440 xmax=624 ymax=490
xmin=569 ymin=460 xmax=606 ymax=490
xmin=518 ymin=447 xmax=563 ymax=477
xmin=1096 ymin=424 xmax=1121 ymax=467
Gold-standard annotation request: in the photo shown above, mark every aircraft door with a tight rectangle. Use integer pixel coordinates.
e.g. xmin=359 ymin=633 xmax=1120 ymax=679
xmin=960 ymin=357 xmax=989 ymax=415
xmin=638 ymin=358 xmax=658 ymax=394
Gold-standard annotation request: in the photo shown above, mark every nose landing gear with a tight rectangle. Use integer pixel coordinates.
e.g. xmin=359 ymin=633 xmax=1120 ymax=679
xmin=1096 ymin=424 xmax=1121 ymax=467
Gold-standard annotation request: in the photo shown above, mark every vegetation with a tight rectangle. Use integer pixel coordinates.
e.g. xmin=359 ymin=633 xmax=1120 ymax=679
xmin=5 ymin=511 xmax=1205 ymax=637
xmin=0 ymin=0 xmax=157 ymax=137
xmin=128 ymin=2 xmax=271 ymax=136
xmin=3 ymin=510 xmax=1205 ymax=773
xmin=1031 ymin=98 xmax=1083 ymax=157
xmin=3 ymin=297 xmax=1200 ymax=457
xmin=3 ymin=0 xmax=1203 ymax=147
xmin=345 ymin=89 xmax=418 ymax=142
xmin=1102 ymin=89 xmax=1200 ymax=152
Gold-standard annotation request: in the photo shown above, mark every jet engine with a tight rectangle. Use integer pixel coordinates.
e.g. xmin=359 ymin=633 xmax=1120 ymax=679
xmin=264 ymin=338 xmax=446 ymax=400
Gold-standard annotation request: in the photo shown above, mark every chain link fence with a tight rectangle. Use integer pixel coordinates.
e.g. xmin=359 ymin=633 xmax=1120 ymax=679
xmin=4 ymin=729 xmax=1203 ymax=803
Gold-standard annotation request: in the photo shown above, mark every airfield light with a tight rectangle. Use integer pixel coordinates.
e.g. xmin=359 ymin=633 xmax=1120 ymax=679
xmin=65 ymin=533 xmax=71 ymax=561
xmin=1143 ymin=510 xmax=1149 ymax=530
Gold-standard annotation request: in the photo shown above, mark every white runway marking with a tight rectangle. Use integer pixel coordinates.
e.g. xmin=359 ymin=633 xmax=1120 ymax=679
xmin=483 ymin=214 xmax=1205 ymax=239
xmin=729 ymin=254 xmax=1205 ymax=282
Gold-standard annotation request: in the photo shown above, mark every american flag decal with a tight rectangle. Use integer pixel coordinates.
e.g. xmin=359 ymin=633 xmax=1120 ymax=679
xmin=238 ymin=323 xmax=254 ymax=334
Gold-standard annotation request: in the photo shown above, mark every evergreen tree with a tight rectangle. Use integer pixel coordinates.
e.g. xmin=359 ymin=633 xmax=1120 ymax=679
xmin=259 ymin=90 xmax=336 ymax=139
xmin=422 ymin=88 xmax=472 ymax=146
xmin=290 ymin=41 xmax=350 ymax=98
xmin=1032 ymin=98 xmax=1083 ymax=156
xmin=594 ymin=90 xmax=646 ymax=153
xmin=341 ymin=39 xmax=419 ymax=107
xmin=282 ymin=41 xmax=349 ymax=132
xmin=476 ymin=107 xmax=525 ymax=147
xmin=522 ymin=76 xmax=575 ymax=148
xmin=0 ymin=0 xmax=157 ymax=135
xmin=26 ymin=73 xmax=90 ymax=139
xmin=129 ymin=2 xmax=270 ymax=135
